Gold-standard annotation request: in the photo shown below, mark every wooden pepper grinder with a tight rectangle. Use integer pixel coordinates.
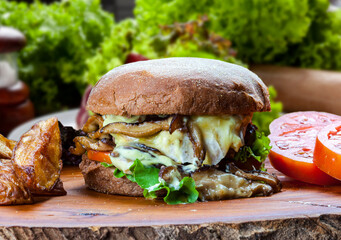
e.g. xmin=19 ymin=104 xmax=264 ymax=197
xmin=0 ymin=26 xmax=34 ymax=136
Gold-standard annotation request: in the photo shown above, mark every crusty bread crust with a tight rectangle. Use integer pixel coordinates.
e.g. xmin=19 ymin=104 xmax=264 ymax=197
xmin=87 ymin=58 xmax=270 ymax=116
xmin=79 ymin=155 xmax=144 ymax=197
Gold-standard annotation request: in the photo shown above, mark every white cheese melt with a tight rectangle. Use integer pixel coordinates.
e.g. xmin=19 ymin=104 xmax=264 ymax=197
xmin=109 ymin=146 xmax=175 ymax=174
xmin=103 ymin=114 xmax=244 ymax=173
xmin=192 ymin=115 xmax=243 ymax=165
xmin=103 ymin=115 xmax=141 ymax=126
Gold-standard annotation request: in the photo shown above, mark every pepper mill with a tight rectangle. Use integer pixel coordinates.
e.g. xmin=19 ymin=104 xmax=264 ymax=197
xmin=0 ymin=26 xmax=34 ymax=136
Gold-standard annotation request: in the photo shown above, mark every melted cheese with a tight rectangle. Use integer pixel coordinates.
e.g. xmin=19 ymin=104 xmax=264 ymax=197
xmin=192 ymin=115 xmax=243 ymax=165
xmin=109 ymin=146 xmax=175 ymax=174
xmin=112 ymin=130 xmax=198 ymax=173
xmin=103 ymin=115 xmax=141 ymax=126
xmin=103 ymin=114 xmax=244 ymax=173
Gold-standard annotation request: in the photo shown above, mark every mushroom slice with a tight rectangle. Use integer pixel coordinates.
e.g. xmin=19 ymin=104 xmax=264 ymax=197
xmin=100 ymin=118 xmax=171 ymax=138
xmin=227 ymin=163 xmax=282 ymax=192
xmin=169 ymin=115 xmax=186 ymax=134
xmin=0 ymin=134 xmax=16 ymax=159
xmin=82 ymin=114 xmax=104 ymax=133
xmin=0 ymin=160 xmax=32 ymax=205
xmin=187 ymin=121 xmax=206 ymax=164
xmin=159 ymin=166 xmax=180 ymax=182
xmin=192 ymin=166 xmax=281 ymax=201
xmin=12 ymin=117 xmax=63 ymax=194
xmin=69 ymin=136 xmax=114 ymax=155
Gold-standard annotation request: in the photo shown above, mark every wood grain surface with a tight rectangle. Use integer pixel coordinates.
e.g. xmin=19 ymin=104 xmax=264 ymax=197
xmin=0 ymin=161 xmax=340 ymax=239
xmin=250 ymin=64 xmax=341 ymax=115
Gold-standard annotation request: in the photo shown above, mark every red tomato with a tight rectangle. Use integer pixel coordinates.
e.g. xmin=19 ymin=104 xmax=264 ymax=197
xmin=87 ymin=150 xmax=111 ymax=164
xmin=314 ymin=122 xmax=341 ymax=180
xmin=269 ymin=111 xmax=341 ymax=185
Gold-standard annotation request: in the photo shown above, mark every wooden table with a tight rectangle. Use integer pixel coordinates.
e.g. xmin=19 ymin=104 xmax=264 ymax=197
xmin=0 ymin=161 xmax=340 ymax=239
xmin=250 ymin=64 xmax=341 ymax=116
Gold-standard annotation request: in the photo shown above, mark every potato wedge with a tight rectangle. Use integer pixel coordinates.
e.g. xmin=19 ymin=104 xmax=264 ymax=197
xmin=12 ymin=117 xmax=62 ymax=194
xmin=37 ymin=179 xmax=67 ymax=196
xmin=0 ymin=160 xmax=32 ymax=205
xmin=0 ymin=134 xmax=16 ymax=159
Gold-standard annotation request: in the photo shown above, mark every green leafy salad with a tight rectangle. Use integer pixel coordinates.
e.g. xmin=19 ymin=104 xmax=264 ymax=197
xmin=0 ymin=0 xmax=114 ymax=114
xmin=134 ymin=0 xmax=341 ymax=70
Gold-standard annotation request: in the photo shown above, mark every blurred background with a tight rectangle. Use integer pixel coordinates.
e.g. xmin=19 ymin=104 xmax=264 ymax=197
xmin=2 ymin=0 xmax=341 ymax=136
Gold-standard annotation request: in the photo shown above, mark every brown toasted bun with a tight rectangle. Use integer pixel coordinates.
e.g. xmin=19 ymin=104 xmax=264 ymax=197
xmin=87 ymin=58 xmax=270 ymax=116
xmin=80 ymin=155 xmax=144 ymax=197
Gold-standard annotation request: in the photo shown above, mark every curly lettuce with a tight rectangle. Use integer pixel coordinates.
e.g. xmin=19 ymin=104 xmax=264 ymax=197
xmin=135 ymin=0 xmax=311 ymax=63
xmin=135 ymin=0 xmax=341 ymax=71
xmin=84 ymin=19 xmax=157 ymax=85
xmin=0 ymin=0 xmax=114 ymax=114
xmin=85 ymin=17 xmax=244 ymax=86
xmin=234 ymin=130 xmax=271 ymax=171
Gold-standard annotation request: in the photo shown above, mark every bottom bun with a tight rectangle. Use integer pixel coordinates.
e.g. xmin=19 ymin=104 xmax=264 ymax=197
xmin=79 ymin=155 xmax=144 ymax=197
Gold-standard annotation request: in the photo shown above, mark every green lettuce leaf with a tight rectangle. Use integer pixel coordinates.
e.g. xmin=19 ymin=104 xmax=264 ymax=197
xmin=113 ymin=168 xmax=125 ymax=178
xmin=163 ymin=177 xmax=198 ymax=205
xmin=109 ymin=159 xmax=198 ymax=204
xmin=234 ymin=130 xmax=271 ymax=169
xmin=129 ymin=159 xmax=160 ymax=188
xmin=112 ymin=168 xmax=135 ymax=182
xmin=142 ymin=176 xmax=198 ymax=205
xmin=101 ymin=162 xmax=114 ymax=168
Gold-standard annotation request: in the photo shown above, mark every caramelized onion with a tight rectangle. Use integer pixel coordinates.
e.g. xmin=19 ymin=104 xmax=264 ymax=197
xmin=69 ymin=136 xmax=114 ymax=155
xmin=187 ymin=121 xmax=205 ymax=164
xmin=100 ymin=118 xmax=171 ymax=138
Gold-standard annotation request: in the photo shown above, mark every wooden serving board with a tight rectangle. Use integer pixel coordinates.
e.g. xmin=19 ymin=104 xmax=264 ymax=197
xmin=1 ymin=161 xmax=341 ymax=239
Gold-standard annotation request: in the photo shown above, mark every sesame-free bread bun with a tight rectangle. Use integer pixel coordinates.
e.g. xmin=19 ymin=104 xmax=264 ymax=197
xmin=80 ymin=155 xmax=168 ymax=197
xmin=87 ymin=57 xmax=270 ymax=116
xmin=79 ymin=155 xmax=144 ymax=197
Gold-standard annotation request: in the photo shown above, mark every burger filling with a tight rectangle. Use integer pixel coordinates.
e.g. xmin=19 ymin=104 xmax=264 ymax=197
xmin=105 ymin=114 xmax=245 ymax=174
xmin=70 ymin=114 xmax=281 ymax=204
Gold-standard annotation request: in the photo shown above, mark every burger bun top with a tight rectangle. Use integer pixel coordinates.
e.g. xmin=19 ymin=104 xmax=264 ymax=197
xmin=87 ymin=57 xmax=270 ymax=116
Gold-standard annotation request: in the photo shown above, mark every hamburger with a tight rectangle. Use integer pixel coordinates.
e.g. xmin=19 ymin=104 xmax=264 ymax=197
xmin=70 ymin=57 xmax=281 ymax=204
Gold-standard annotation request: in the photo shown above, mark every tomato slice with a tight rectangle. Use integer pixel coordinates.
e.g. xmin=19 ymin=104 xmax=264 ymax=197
xmin=314 ymin=122 xmax=341 ymax=180
xmin=269 ymin=111 xmax=341 ymax=185
xmin=87 ymin=150 xmax=112 ymax=164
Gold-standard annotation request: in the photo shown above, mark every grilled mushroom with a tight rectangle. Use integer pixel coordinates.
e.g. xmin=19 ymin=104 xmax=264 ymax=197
xmin=187 ymin=121 xmax=206 ymax=164
xmin=70 ymin=136 xmax=114 ymax=155
xmin=82 ymin=114 xmax=104 ymax=133
xmin=99 ymin=118 xmax=171 ymax=138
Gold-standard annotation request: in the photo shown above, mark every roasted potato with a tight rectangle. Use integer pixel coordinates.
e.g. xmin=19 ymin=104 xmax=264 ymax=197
xmin=0 ymin=160 xmax=32 ymax=205
xmin=0 ymin=134 xmax=16 ymax=159
xmin=12 ymin=117 xmax=63 ymax=194
xmin=38 ymin=179 xmax=67 ymax=196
